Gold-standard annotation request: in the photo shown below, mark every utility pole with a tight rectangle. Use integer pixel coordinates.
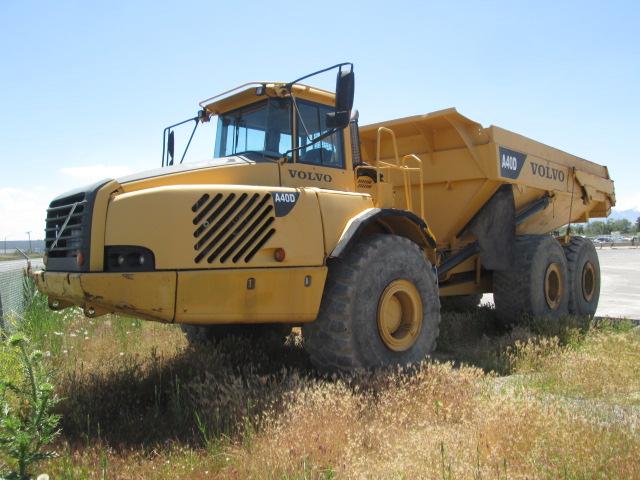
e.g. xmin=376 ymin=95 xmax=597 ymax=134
xmin=26 ymin=231 xmax=32 ymax=253
xmin=3 ymin=236 xmax=6 ymax=255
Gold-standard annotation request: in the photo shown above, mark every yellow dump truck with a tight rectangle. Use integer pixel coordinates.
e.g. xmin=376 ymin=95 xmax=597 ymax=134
xmin=34 ymin=63 xmax=615 ymax=370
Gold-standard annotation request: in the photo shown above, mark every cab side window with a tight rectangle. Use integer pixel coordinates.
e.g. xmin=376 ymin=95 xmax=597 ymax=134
xmin=295 ymin=101 xmax=345 ymax=169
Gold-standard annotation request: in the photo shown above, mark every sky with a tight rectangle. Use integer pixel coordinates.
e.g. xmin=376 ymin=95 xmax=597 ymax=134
xmin=1 ymin=0 xmax=639 ymax=239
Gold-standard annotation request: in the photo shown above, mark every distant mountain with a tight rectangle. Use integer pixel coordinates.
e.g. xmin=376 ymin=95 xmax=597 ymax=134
xmin=1 ymin=240 xmax=45 ymax=253
xmin=609 ymin=209 xmax=640 ymax=223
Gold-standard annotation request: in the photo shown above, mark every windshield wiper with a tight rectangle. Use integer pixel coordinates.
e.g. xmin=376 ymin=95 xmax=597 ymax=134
xmin=284 ymin=128 xmax=339 ymax=157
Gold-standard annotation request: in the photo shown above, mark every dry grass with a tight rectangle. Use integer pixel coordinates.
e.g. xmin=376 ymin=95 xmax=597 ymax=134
xmin=230 ymin=357 xmax=639 ymax=479
xmin=516 ymin=327 xmax=640 ymax=406
xmin=4 ymin=296 xmax=639 ymax=479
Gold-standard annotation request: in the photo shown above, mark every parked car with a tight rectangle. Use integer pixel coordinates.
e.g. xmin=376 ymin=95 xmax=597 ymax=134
xmin=592 ymin=237 xmax=613 ymax=247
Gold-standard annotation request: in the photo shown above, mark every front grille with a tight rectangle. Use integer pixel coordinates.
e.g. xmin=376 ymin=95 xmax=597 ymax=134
xmin=45 ymin=193 xmax=87 ymax=258
xmin=192 ymin=192 xmax=276 ymax=264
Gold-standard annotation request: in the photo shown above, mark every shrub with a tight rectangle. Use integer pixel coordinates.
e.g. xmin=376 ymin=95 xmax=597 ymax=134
xmin=0 ymin=333 xmax=61 ymax=479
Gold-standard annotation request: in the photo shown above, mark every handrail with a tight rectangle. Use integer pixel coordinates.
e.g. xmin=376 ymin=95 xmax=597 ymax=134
xmin=402 ymin=154 xmax=425 ymax=220
xmin=363 ymin=127 xmax=426 ymax=221
xmin=375 ymin=127 xmax=399 ymax=207
xmin=376 ymin=127 xmax=400 ymax=166
xmin=356 ymin=159 xmax=425 ymax=221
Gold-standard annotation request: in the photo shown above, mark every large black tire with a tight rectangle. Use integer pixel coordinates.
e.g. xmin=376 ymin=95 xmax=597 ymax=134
xmin=494 ymin=235 xmax=569 ymax=325
xmin=563 ymin=237 xmax=600 ymax=317
xmin=440 ymin=294 xmax=482 ymax=312
xmin=181 ymin=324 xmax=292 ymax=346
xmin=302 ymin=234 xmax=441 ymax=371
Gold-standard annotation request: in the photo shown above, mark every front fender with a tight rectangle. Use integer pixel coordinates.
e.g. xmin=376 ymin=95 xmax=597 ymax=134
xmin=330 ymin=208 xmax=437 ymax=258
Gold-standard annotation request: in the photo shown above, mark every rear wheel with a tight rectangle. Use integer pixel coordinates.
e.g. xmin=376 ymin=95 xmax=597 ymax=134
xmin=494 ymin=235 xmax=569 ymax=325
xmin=303 ymin=234 xmax=440 ymax=371
xmin=181 ymin=324 xmax=292 ymax=346
xmin=563 ymin=236 xmax=600 ymax=317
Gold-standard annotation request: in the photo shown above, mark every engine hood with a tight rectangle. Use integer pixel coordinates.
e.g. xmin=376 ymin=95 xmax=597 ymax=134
xmin=118 ymin=156 xmax=255 ymax=184
xmin=112 ymin=155 xmax=281 ymax=193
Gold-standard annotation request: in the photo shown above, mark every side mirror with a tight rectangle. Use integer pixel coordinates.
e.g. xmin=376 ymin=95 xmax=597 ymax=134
xmin=167 ymin=130 xmax=175 ymax=166
xmin=326 ymin=65 xmax=354 ymax=129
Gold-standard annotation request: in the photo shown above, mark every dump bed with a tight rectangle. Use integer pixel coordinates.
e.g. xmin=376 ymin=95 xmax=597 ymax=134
xmin=358 ymin=108 xmax=615 ymax=249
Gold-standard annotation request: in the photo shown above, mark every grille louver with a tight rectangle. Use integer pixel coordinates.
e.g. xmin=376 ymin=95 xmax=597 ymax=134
xmin=192 ymin=192 xmax=276 ymax=264
xmin=45 ymin=193 xmax=87 ymax=258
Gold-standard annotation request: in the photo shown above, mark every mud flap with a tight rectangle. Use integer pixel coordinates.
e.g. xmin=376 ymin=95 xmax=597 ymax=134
xmin=466 ymin=185 xmax=515 ymax=271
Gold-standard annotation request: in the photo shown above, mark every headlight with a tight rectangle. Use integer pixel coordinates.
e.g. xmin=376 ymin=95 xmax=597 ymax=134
xmin=104 ymin=246 xmax=155 ymax=272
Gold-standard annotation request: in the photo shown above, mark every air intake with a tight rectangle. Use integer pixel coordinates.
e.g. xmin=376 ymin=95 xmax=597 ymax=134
xmin=45 ymin=192 xmax=87 ymax=258
xmin=191 ymin=192 xmax=276 ymax=264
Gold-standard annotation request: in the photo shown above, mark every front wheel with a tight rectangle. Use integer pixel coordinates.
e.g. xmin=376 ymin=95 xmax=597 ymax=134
xmin=302 ymin=234 xmax=441 ymax=371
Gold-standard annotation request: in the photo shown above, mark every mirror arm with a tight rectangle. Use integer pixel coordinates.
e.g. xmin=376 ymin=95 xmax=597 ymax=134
xmin=161 ymin=113 xmax=202 ymax=167
xmin=180 ymin=119 xmax=199 ymax=164
xmin=285 ymin=62 xmax=353 ymax=91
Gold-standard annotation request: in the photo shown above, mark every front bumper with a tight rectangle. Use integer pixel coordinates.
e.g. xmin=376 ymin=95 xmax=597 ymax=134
xmin=33 ymin=270 xmax=177 ymax=322
xmin=33 ymin=266 xmax=326 ymax=324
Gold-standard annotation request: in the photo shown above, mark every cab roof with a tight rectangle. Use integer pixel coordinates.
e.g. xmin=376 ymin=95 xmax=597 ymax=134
xmin=200 ymin=83 xmax=336 ymax=116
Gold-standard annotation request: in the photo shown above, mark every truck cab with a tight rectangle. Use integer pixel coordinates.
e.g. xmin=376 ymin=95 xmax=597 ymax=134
xmin=35 ymin=64 xmax=424 ymax=326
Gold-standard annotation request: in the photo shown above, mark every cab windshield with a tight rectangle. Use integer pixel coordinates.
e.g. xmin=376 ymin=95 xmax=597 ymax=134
xmin=214 ymin=98 xmax=292 ymax=161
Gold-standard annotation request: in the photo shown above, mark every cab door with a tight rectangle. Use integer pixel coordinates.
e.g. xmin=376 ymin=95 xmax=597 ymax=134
xmin=280 ymin=100 xmax=353 ymax=192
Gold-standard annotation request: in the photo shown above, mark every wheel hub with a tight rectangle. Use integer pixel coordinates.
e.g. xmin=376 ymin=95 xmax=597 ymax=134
xmin=544 ymin=263 xmax=564 ymax=310
xmin=581 ymin=261 xmax=596 ymax=302
xmin=377 ymin=279 xmax=423 ymax=352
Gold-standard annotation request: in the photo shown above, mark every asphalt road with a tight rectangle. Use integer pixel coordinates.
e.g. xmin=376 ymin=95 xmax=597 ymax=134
xmin=0 ymin=258 xmax=44 ymax=318
xmin=0 ymin=258 xmax=44 ymax=272
xmin=594 ymin=247 xmax=640 ymax=320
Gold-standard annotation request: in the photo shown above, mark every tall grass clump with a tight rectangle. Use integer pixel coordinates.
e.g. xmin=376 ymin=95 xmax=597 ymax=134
xmin=15 ymin=276 xmax=72 ymax=357
xmin=0 ymin=333 xmax=61 ymax=479
xmin=55 ymin=333 xmax=315 ymax=447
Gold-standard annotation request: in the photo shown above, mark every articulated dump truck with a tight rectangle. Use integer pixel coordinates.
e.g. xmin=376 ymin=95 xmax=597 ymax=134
xmin=34 ymin=63 xmax=615 ymax=370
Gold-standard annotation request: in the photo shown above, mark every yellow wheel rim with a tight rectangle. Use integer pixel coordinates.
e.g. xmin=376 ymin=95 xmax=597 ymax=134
xmin=377 ymin=279 xmax=423 ymax=352
xmin=581 ymin=261 xmax=596 ymax=302
xmin=544 ymin=263 xmax=564 ymax=310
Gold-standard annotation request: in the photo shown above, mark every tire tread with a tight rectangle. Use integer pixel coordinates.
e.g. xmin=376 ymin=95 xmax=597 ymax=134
xmin=303 ymin=234 xmax=440 ymax=371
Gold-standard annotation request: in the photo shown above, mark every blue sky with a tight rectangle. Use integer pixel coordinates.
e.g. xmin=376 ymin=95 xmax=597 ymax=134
xmin=1 ymin=0 xmax=639 ymax=239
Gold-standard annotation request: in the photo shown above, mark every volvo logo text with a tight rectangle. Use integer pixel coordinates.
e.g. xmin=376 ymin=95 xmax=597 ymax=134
xmin=288 ymin=169 xmax=332 ymax=182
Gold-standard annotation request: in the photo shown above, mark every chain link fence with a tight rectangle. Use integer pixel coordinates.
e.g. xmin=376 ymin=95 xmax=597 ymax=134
xmin=0 ymin=258 xmax=44 ymax=328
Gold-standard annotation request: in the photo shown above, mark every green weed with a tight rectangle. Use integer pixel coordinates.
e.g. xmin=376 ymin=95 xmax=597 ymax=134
xmin=0 ymin=334 xmax=61 ymax=479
